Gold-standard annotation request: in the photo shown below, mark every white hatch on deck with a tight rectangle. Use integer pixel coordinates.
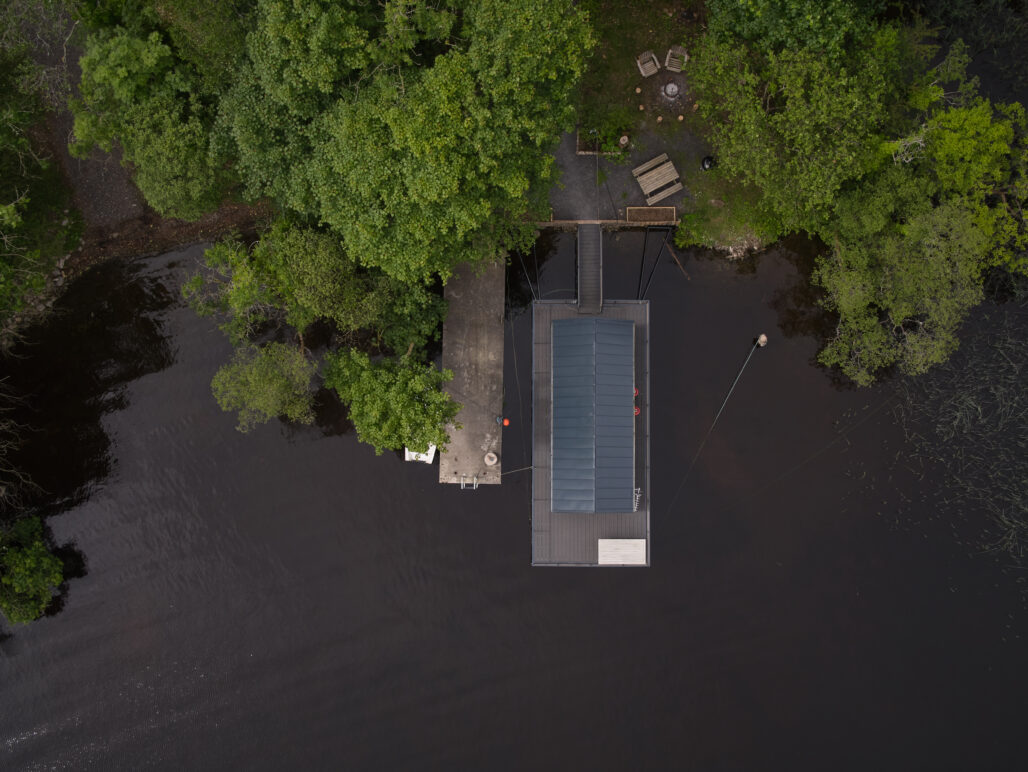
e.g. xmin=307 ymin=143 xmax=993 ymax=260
xmin=597 ymin=539 xmax=647 ymax=565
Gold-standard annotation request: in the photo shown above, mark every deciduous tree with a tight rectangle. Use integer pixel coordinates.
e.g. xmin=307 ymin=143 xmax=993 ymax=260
xmin=323 ymin=349 xmax=459 ymax=454
xmin=71 ymin=29 xmax=227 ymax=219
xmin=211 ymin=342 xmax=317 ymax=432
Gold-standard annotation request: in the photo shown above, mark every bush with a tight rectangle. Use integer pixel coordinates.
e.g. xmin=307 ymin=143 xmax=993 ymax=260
xmin=0 ymin=517 xmax=62 ymax=624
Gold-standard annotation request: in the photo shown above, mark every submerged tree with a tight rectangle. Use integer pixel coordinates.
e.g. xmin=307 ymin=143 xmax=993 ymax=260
xmin=815 ymin=95 xmax=1027 ymax=384
xmin=893 ymin=280 xmax=1028 ymax=562
xmin=186 ymin=221 xmax=450 ymax=441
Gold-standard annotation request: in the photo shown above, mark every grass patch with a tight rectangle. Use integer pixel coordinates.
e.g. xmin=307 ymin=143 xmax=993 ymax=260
xmin=577 ymin=0 xmax=699 ymax=150
xmin=675 ymin=167 xmax=779 ymax=250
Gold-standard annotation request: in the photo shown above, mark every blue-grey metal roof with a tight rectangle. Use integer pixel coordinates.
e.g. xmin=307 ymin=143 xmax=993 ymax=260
xmin=551 ymin=318 xmax=635 ymax=513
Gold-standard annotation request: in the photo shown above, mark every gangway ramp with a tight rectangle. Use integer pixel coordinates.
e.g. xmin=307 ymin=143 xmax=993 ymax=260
xmin=577 ymin=224 xmax=602 ymax=314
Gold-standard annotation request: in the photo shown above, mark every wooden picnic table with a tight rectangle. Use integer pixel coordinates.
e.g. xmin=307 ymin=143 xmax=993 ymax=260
xmin=637 ymin=161 xmax=679 ymax=195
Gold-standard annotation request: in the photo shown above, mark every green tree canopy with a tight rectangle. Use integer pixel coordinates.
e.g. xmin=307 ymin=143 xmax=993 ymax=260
xmin=690 ymin=24 xmax=907 ymax=234
xmin=252 ymin=222 xmax=392 ymax=333
xmin=185 ymin=223 xmax=446 ymax=354
xmin=814 ymin=96 xmax=1026 ymax=384
xmin=0 ymin=47 xmax=47 ymax=317
xmin=925 ymin=100 xmax=1019 ymax=197
xmin=71 ymin=29 xmax=228 ymax=219
xmin=697 ymin=0 xmax=1027 ymax=385
xmin=816 ymin=193 xmax=990 ymax=384
xmin=323 ymin=349 xmax=459 ymax=454
xmin=0 ymin=516 xmax=62 ymax=624
xmin=211 ymin=342 xmax=318 ymax=432
xmin=708 ymin=0 xmax=882 ymax=62
xmin=0 ymin=44 xmax=78 ymax=335
xmin=83 ymin=0 xmax=591 ymax=449
xmin=217 ymin=0 xmax=593 ymax=281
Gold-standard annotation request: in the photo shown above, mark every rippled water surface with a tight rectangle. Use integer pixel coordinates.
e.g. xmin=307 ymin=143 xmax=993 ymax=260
xmin=1 ymin=238 xmax=1024 ymax=770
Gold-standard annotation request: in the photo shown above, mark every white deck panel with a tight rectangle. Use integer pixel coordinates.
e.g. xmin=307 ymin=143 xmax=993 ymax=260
xmin=597 ymin=539 xmax=648 ymax=565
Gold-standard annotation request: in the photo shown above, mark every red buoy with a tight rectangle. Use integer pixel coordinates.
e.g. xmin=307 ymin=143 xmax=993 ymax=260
xmin=634 ymin=406 xmax=641 ymax=416
xmin=502 ymin=418 xmax=510 ymax=426
xmin=634 ymin=386 xmax=639 ymax=397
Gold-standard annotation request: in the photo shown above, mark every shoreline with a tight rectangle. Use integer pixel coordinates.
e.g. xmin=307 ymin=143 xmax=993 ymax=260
xmin=2 ymin=198 xmax=272 ymax=348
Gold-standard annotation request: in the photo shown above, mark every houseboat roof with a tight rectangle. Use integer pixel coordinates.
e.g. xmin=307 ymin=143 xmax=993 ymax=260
xmin=551 ymin=317 xmax=635 ymax=513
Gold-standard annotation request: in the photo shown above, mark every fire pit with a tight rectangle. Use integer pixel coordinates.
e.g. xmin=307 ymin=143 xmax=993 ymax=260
xmin=662 ymin=81 xmax=680 ymax=99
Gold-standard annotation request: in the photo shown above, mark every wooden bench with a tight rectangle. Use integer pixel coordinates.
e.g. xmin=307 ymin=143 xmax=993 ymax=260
xmin=636 ymin=50 xmax=660 ymax=78
xmin=646 ymin=182 xmax=684 ymax=206
xmin=632 ymin=153 xmax=669 ymax=178
xmin=665 ymin=45 xmax=688 ymax=72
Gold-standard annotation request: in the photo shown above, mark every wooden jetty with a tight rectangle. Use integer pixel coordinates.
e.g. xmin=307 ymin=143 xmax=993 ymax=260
xmin=439 ymin=260 xmax=505 ymax=487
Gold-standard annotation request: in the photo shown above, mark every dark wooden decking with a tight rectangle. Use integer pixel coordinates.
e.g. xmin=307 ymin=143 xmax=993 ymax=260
xmin=576 ymin=224 xmax=602 ymax=314
xmin=531 ymin=300 xmax=651 ymax=565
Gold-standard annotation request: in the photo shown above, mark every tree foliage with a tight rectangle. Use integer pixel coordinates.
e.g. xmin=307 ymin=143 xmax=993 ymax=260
xmin=708 ymin=0 xmax=882 ymax=62
xmin=71 ymin=28 xmax=228 ymax=219
xmin=323 ymin=349 xmax=459 ymax=454
xmin=211 ymin=342 xmax=317 ymax=432
xmin=216 ymin=0 xmax=593 ymax=281
xmin=0 ymin=47 xmax=48 ymax=315
xmin=697 ymin=0 xmax=1028 ymax=385
xmin=187 ymin=221 xmax=449 ymax=442
xmin=0 ymin=516 xmax=62 ymax=624
xmin=814 ymin=96 xmax=1026 ymax=384
xmin=83 ymin=0 xmax=590 ymax=448
xmin=149 ymin=0 xmax=253 ymax=92
xmin=185 ymin=223 xmax=446 ymax=353
xmin=0 ymin=44 xmax=78 ymax=336
xmin=816 ymin=194 xmax=989 ymax=384
xmin=690 ymin=24 xmax=906 ymax=234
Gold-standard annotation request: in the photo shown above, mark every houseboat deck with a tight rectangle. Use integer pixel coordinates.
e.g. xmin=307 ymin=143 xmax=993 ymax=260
xmin=531 ymin=299 xmax=651 ymax=565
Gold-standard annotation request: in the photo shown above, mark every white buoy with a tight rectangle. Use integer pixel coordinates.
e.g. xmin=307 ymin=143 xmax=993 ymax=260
xmin=758 ymin=333 xmax=768 ymax=347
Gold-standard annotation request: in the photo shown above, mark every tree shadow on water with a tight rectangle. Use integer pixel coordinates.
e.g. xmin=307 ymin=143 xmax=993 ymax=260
xmin=310 ymin=387 xmax=355 ymax=438
xmin=6 ymin=258 xmax=177 ymax=514
xmin=1 ymin=257 xmax=178 ymax=624
xmin=44 ymin=539 xmax=89 ymax=618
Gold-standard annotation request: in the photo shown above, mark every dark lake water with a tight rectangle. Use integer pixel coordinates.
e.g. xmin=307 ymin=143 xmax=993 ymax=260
xmin=1 ymin=234 xmax=1025 ymax=770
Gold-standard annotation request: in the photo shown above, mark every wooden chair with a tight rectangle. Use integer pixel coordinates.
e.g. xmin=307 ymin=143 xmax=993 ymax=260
xmin=632 ymin=153 xmax=669 ymax=178
xmin=665 ymin=45 xmax=688 ymax=72
xmin=636 ymin=50 xmax=660 ymax=78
